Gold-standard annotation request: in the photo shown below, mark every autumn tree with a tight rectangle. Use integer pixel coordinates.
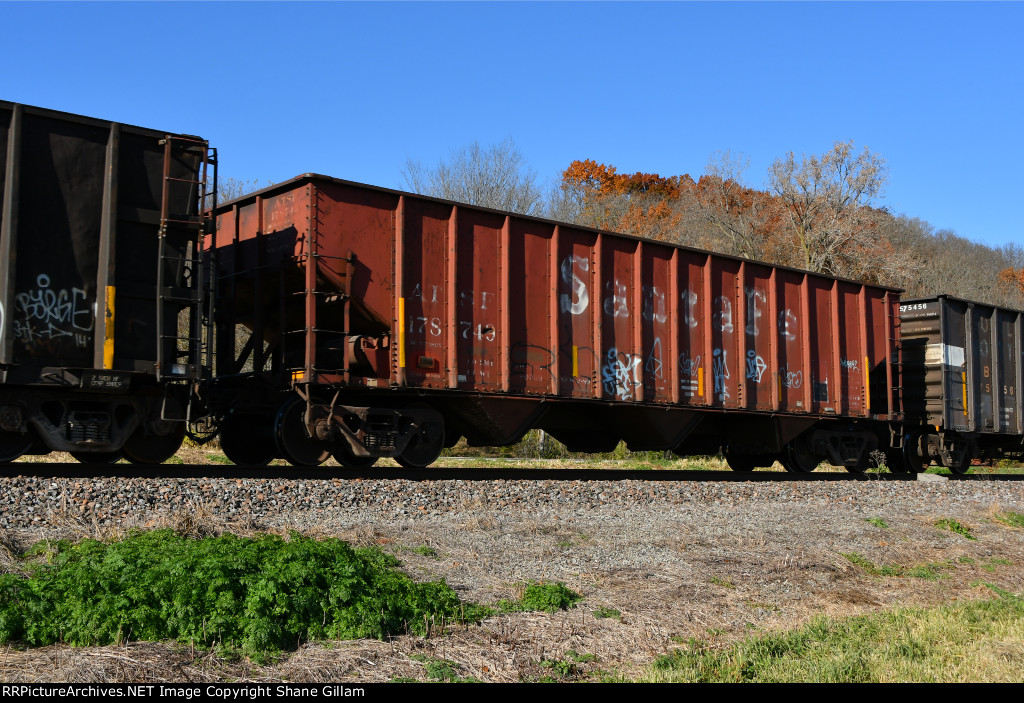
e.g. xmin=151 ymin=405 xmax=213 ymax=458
xmin=402 ymin=138 xmax=544 ymax=215
xmin=697 ymin=151 xmax=783 ymax=261
xmin=767 ymin=140 xmax=888 ymax=277
xmin=558 ymin=159 xmax=700 ymax=242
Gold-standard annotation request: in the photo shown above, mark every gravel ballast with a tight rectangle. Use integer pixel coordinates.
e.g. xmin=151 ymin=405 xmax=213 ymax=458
xmin=1 ymin=470 xmax=1023 ymax=682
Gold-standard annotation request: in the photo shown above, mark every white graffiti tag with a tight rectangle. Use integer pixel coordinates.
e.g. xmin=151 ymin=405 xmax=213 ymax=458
xmin=780 ymin=365 xmax=803 ymax=389
xmin=13 ymin=273 xmax=93 ymax=349
xmin=602 ymin=347 xmax=642 ymax=400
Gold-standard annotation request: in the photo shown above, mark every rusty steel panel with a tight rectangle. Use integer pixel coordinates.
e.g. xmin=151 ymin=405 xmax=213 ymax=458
xmin=212 ymin=174 xmax=901 ymax=423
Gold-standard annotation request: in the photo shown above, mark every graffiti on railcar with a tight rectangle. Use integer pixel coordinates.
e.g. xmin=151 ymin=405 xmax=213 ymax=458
xmin=712 ymin=348 xmax=730 ymax=400
xmin=642 ymin=286 xmax=667 ymax=323
xmin=745 ymin=288 xmax=766 ymax=336
xmin=780 ymin=365 xmax=803 ymax=389
xmin=604 ymin=279 xmax=628 ymax=318
xmin=681 ymin=289 xmax=699 ymax=328
xmin=779 ymin=309 xmax=798 ymax=341
xmin=559 ymin=255 xmax=590 ymax=315
xmin=603 ymin=347 xmax=642 ymax=400
xmin=746 ymin=350 xmax=767 ymax=383
xmin=510 ymin=342 xmax=555 ymax=384
xmin=645 ymin=337 xmax=664 ymax=380
xmin=713 ymin=296 xmax=734 ymax=333
xmin=12 ymin=273 xmax=94 ymax=353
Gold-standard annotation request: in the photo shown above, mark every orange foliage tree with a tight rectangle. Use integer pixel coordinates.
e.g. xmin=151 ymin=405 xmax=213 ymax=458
xmin=998 ymin=268 xmax=1024 ymax=297
xmin=559 ymin=160 xmax=698 ymax=242
xmin=559 ymin=143 xmax=898 ymax=285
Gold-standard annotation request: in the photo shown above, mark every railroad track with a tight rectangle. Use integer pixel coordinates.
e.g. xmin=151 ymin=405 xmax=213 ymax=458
xmin=3 ymin=463 xmax=1022 ymax=482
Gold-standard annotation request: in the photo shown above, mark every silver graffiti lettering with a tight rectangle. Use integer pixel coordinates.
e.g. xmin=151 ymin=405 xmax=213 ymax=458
xmin=713 ymin=296 xmax=734 ymax=333
xmin=642 ymin=285 xmax=667 ymax=323
xmin=745 ymin=288 xmax=766 ymax=336
xmin=779 ymin=309 xmax=798 ymax=342
xmin=681 ymin=289 xmax=699 ymax=329
xmin=604 ymin=279 xmax=628 ymax=318
xmin=559 ymin=255 xmax=590 ymax=315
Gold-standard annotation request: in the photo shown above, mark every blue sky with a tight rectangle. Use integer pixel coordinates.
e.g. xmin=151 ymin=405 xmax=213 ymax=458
xmin=2 ymin=1 xmax=1021 ymax=249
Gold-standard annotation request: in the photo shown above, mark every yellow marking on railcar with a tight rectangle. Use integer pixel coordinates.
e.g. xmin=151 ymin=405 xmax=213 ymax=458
xmin=572 ymin=345 xmax=578 ymax=377
xmin=698 ymin=366 xmax=704 ymax=397
xmin=962 ymin=371 xmax=968 ymax=415
xmin=398 ymin=297 xmax=406 ymax=368
xmin=864 ymin=356 xmax=870 ymax=412
xmin=103 ymin=286 xmax=115 ymax=370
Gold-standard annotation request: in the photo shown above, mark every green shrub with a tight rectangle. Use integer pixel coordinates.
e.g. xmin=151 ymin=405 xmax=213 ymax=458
xmin=499 ymin=581 xmax=582 ymax=613
xmin=0 ymin=530 xmax=489 ymax=658
xmin=935 ymin=519 xmax=976 ymax=540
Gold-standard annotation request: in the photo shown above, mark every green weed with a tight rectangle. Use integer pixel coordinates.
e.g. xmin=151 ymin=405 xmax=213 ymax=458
xmin=841 ymin=553 xmax=949 ymax=580
xmin=593 ymin=607 xmax=621 ymax=620
xmin=935 ymin=519 xmax=977 ymax=540
xmin=0 ymin=530 xmax=490 ymax=659
xmin=498 ymin=581 xmax=582 ymax=613
xmin=982 ymin=557 xmax=1013 ymax=573
xmin=994 ymin=511 xmax=1024 ymax=529
xmin=710 ymin=577 xmax=736 ymax=589
xmin=865 ymin=518 xmax=889 ymax=529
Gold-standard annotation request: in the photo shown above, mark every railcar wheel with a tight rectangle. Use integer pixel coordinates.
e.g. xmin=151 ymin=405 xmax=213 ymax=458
xmin=395 ymin=410 xmax=445 ymax=469
xmin=0 ymin=431 xmax=33 ymax=463
xmin=332 ymin=443 xmax=378 ymax=469
xmin=883 ymin=447 xmax=911 ymax=473
xmin=274 ymin=398 xmax=330 ymax=467
xmin=725 ymin=452 xmax=756 ymax=471
xmin=724 ymin=448 xmax=773 ymax=472
xmin=122 ymin=422 xmax=186 ymax=464
xmin=902 ymin=433 xmax=931 ymax=474
xmin=780 ymin=436 xmax=820 ymax=473
xmin=220 ymin=413 xmax=276 ymax=466
xmin=71 ymin=451 xmax=122 ymax=464
xmin=944 ymin=447 xmax=971 ymax=475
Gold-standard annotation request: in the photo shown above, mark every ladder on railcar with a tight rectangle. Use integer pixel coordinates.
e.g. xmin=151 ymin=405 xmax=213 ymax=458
xmin=155 ymin=135 xmax=218 ymax=421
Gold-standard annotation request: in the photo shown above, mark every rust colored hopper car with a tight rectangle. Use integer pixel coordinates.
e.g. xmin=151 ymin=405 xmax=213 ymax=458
xmin=208 ymin=175 xmax=902 ymax=472
xmin=0 ymin=102 xmax=215 ymax=463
